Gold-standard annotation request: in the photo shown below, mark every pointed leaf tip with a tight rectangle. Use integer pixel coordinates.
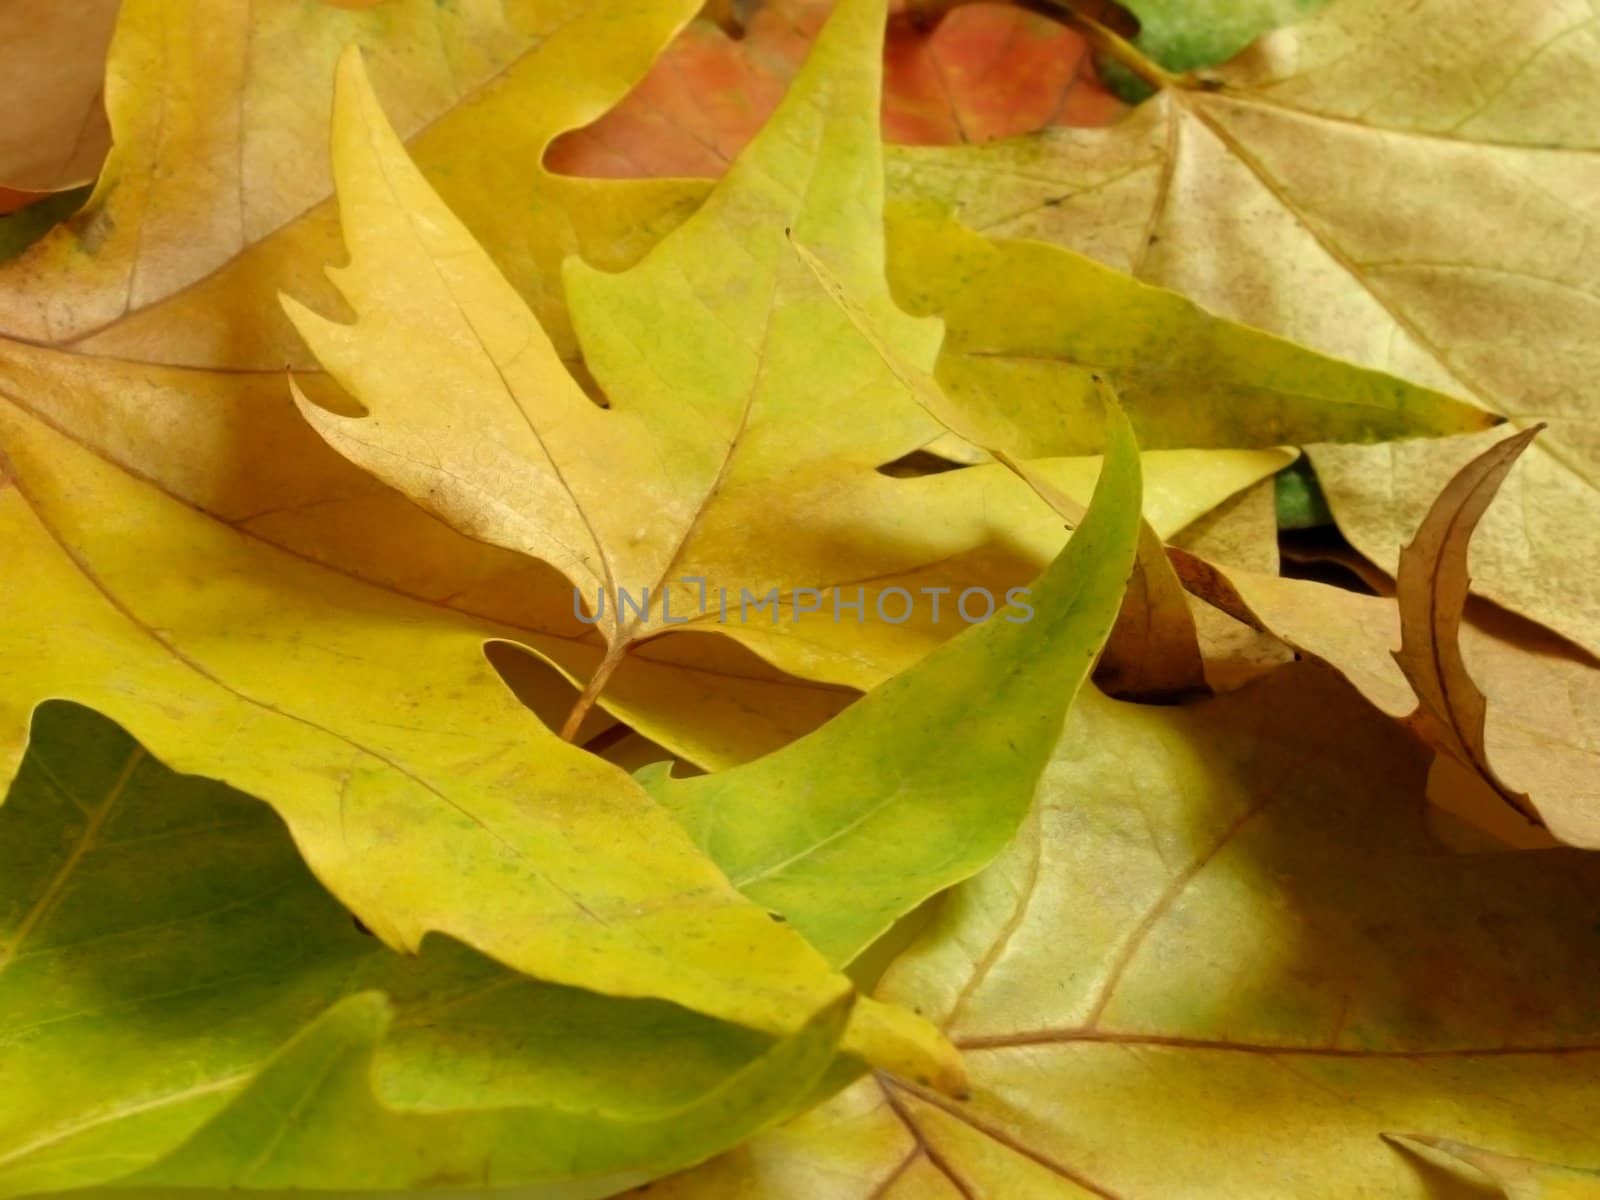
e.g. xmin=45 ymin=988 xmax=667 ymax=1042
xmin=1393 ymin=423 xmax=1549 ymax=829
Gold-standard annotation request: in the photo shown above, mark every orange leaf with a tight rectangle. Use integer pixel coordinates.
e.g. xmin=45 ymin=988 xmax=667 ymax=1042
xmin=547 ymin=0 xmax=1124 ymax=179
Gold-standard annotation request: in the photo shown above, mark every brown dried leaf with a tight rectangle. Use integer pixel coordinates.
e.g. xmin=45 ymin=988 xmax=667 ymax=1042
xmin=1392 ymin=426 xmax=1546 ymax=828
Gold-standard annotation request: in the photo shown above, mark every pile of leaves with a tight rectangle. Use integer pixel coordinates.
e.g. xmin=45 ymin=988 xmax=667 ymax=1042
xmin=2 ymin=0 xmax=1598 ymax=1195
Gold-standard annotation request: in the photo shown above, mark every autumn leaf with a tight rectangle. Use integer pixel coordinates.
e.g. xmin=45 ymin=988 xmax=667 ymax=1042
xmin=884 ymin=0 xmax=1600 ymax=660
xmin=1171 ymin=445 xmax=1600 ymax=848
xmin=0 ymin=305 xmax=1148 ymax=1185
xmin=546 ymin=0 xmax=1125 ymax=180
xmin=791 ymin=224 xmax=1209 ymax=701
xmin=0 ymin=0 xmax=850 ymax=768
xmin=1170 ymin=428 xmax=1600 ymax=849
xmin=1392 ymin=427 xmax=1547 ymax=830
xmin=635 ymin=665 xmax=1600 ymax=1198
xmin=0 ymin=387 xmax=960 ymax=1088
xmin=7 ymin=0 xmax=1600 ymax=1192
xmin=284 ymin=0 xmax=1234 ymax=734
xmin=645 ymin=394 xmax=1141 ymax=965
xmin=882 ymin=210 xmax=1496 ymax=455
xmin=0 ymin=702 xmax=846 ymax=1197
xmin=287 ymin=0 xmax=933 ymax=731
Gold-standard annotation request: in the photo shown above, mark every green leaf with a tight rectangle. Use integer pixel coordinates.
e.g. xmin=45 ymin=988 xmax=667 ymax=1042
xmin=0 ymin=405 xmax=907 ymax=1070
xmin=0 ymin=188 xmax=88 ymax=264
xmin=1127 ymin=0 xmax=1330 ymax=75
xmin=1274 ymin=458 xmax=1333 ymax=529
xmin=883 ymin=210 xmax=1496 ymax=456
xmin=0 ymin=702 xmax=844 ymax=1197
xmin=644 ymin=401 xmax=1143 ymax=965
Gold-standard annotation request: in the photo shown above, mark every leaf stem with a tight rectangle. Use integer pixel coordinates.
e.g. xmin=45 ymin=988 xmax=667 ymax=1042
xmin=559 ymin=639 xmax=629 ymax=742
xmin=1046 ymin=1 xmax=1189 ymax=92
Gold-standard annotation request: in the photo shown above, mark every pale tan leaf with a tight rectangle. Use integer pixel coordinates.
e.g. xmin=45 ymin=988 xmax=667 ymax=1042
xmin=885 ymin=0 xmax=1600 ymax=655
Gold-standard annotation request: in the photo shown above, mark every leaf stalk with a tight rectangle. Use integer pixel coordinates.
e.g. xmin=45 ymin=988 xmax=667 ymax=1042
xmin=560 ymin=639 xmax=630 ymax=742
xmin=1046 ymin=1 xmax=1190 ymax=92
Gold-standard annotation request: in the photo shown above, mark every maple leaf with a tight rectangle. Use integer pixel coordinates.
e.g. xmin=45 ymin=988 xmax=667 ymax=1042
xmin=283 ymin=0 xmax=1192 ymax=733
xmin=632 ymin=665 xmax=1600 ymax=1199
xmin=0 ymin=382 xmax=962 ymax=1089
xmin=0 ymin=377 xmax=1152 ymax=1184
xmin=1172 ymin=428 xmax=1600 ymax=849
xmin=0 ymin=0 xmax=884 ymax=767
xmin=5 ymin=0 xmax=1598 ymax=1190
xmin=883 ymin=0 xmax=1600 ymax=660
xmin=288 ymin=0 xmax=1489 ymax=731
xmin=0 ymin=702 xmax=846 ymax=1196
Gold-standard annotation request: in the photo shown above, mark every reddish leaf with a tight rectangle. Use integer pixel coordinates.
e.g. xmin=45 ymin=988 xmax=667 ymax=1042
xmin=547 ymin=0 xmax=1124 ymax=178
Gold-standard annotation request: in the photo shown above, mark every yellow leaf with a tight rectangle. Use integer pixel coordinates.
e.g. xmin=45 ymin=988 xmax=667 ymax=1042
xmin=792 ymin=227 xmax=1210 ymax=703
xmin=885 ymin=0 xmax=1600 ymax=655
xmin=0 ymin=0 xmax=870 ymax=768
xmin=285 ymin=0 xmax=1279 ymax=727
xmin=634 ymin=665 xmax=1600 ymax=1198
xmin=0 ymin=387 xmax=960 ymax=1090
xmin=0 ymin=0 xmax=1291 ymax=763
